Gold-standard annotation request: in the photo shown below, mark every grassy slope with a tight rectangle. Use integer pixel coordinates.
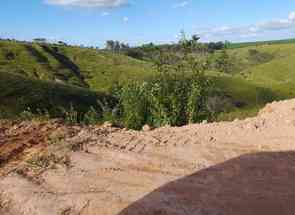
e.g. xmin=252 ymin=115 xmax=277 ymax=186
xmin=229 ymin=43 xmax=295 ymax=95
xmin=57 ymin=47 xmax=154 ymax=91
xmin=228 ymin=38 xmax=295 ymax=49
xmin=0 ymin=71 xmax=113 ymax=117
xmin=214 ymin=43 xmax=295 ymax=120
xmin=0 ymin=40 xmax=153 ymax=91
xmin=1 ymin=39 xmax=295 ymax=121
xmin=0 ymin=40 xmax=152 ymax=117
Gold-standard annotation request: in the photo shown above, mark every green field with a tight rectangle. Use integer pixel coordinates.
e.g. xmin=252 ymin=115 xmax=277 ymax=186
xmin=228 ymin=38 xmax=295 ymax=49
xmin=1 ymin=39 xmax=295 ymax=122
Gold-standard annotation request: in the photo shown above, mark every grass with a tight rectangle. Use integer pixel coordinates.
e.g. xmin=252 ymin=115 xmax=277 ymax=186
xmin=1 ymin=39 xmax=295 ymax=124
xmin=57 ymin=47 xmax=154 ymax=91
xmin=0 ymin=71 xmax=114 ymax=118
xmin=0 ymin=40 xmax=153 ymax=91
xmin=228 ymin=38 xmax=295 ymax=49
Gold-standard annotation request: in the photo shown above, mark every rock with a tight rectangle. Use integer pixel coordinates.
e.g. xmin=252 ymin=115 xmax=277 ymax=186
xmin=142 ymin=124 xmax=152 ymax=132
xmin=202 ymin=120 xmax=208 ymax=124
xmin=103 ymin=121 xmax=113 ymax=128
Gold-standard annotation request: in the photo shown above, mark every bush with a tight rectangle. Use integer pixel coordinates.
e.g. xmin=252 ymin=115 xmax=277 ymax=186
xmin=214 ymin=49 xmax=233 ymax=73
xmin=256 ymin=87 xmax=276 ymax=104
xmin=19 ymin=108 xmax=36 ymax=121
xmin=118 ymin=82 xmax=150 ymax=129
xmin=125 ymin=49 xmax=144 ymax=60
xmin=113 ymin=35 xmax=213 ymax=129
xmin=60 ymin=105 xmax=80 ymax=125
xmin=82 ymin=107 xmax=101 ymax=125
xmin=248 ymin=49 xmax=274 ymax=65
xmin=115 ymin=74 xmax=212 ymax=129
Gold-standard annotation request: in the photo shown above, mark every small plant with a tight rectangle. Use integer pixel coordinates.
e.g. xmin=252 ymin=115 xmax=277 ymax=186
xmin=61 ymin=104 xmax=79 ymax=125
xmin=82 ymin=106 xmax=101 ymax=125
xmin=119 ymin=81 xmax=150 ymax=129
xmin=19 ymin=107 xmax=35 ymax=121
xmin=26 ymin=154 xmax=55 ymax=168
xmin=97 ymin=98 xmax=120 ymax=125
xmin=47 ymin=134 xmax=65 ymax=146
xmin=35 ymin=108 xmax=51 ymax=121
xmin=214 ymin=49 xmax=233 ymax=73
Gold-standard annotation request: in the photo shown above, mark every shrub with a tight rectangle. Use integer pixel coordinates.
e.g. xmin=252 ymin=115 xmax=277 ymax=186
xmin=60 ymin=104 xmax=80 ymax=125
xmin=214 ymin=49 xmax=233 ymax=73
xmin=256 ymin=87 xmax=276 ymax=104
xmin=113 ymin=35 xmax=213 ymax=129
xmin=125 ymin=49 xmax=144 ymax=60
xmin=19 ymin=108 xmax=35 ymax=121
xmin=82 ymin=106 xmax=101 ymax=125
xmin=248 ymin=49 xmax=274 ymax=65
xmin=118 ymin=82 xmax=150 ymax=129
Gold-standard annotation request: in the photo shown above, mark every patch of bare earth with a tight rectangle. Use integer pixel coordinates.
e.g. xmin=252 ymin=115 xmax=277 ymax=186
xmin=2 ymin=99 xmax=295 ymax=214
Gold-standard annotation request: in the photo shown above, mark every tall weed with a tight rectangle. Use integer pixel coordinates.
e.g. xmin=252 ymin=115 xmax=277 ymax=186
xmin=114 ymin=34 xmax=213 ymax=129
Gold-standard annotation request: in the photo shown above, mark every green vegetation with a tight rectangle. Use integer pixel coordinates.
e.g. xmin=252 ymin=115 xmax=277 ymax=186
xmin=1 ymin=37 xmax=295 ymax=129
xmin=0 ymin=40 xmax=153 ymax=91
xmin=227 ymin=38 xmax=295 ymax=49
xmin=113 ymin=37 xmax=212 ymax=129
xmin=0 ymin=71 xmax=114 ymax=120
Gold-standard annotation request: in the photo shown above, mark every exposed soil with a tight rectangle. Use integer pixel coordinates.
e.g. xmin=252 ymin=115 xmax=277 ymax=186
xmin=1 ymin=99 xmax=295 ymax=214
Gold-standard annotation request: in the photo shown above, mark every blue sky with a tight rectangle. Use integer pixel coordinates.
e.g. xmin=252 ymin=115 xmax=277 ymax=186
xmin=1 ymin=0 xmax=295 ymax=47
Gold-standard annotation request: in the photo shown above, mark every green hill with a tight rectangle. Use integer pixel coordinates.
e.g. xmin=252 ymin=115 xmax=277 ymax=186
xmin=0 ymin=40 xmax=153 ymax=91
xmin=228 ymin=38 xmax=295 ymax=49
xmin=0 ymin=71 xmax=113 ymax=118
xmin=1 ymin=39 xmax=295 ymax=122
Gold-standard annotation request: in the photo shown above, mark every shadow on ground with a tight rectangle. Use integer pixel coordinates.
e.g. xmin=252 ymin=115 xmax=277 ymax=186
xmin=118 ymin=151 xmax=295 ymax=215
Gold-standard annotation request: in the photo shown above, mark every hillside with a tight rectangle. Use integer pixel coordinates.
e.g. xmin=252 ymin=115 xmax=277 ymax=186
xmin=0 ymin=71 xmax=113 ymax=118
xmin=228 ymin=38 xmax=295 ymax=49
xmin=1 ymin=39 xmax=295 ymax=121
xmin=0 ymin=40 xmax=152 ymax=118
xmin=1 ymin=99 xmax=295 ymax=214
xmin=0 ymin=40 xmax=153 ymax=91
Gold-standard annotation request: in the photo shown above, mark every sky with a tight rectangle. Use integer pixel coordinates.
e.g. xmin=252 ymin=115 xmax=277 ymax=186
xmin=1 ymin=0 xmax=295 ymax=47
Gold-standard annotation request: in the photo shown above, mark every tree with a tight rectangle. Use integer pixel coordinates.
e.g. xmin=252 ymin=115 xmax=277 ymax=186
xmin=208 ymin=42 xmax=225 ymax=52
xmin=120 ymin=43 xmax=130 ymax=50
xmin=215 ymin=49 xmax=232 ymax=73
xmin=58 ymin=41 xmax=67 ymax=46
xmin=106 ymin=40 xmax=115 ymax=51
xmin=224 ymin=40 xmax=231 ymax=49
xmin=114 ymin=41 xmax=121 ymax=52
xmin=33 ymin=38 xmax=47 ymax=43
xmin=192 ymin=34 xmax=201 ymax=42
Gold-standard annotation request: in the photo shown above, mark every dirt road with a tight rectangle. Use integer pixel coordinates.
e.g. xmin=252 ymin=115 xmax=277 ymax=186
xmin=1 ymin=99 xmax=295 ymax=215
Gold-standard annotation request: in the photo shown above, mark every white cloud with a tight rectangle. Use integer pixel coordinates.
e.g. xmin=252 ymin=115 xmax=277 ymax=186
xmin=197 ymin=11 xmax=295 ymax=41
xmin=45 ymin=0 xmax=128 ymax=8
xmin=101 ymin=11 xmax=110 ymax=16
xmin=123 ymin=16 xmax=129 ymax=22
xmin=289 ymin=12 xmax=295 ymax=21
xmin=173 ymin=1 xmax=189 ymax=8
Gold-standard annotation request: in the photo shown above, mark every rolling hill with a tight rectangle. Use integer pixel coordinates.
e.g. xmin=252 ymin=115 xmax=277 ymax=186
xmin=1 ymin=39 xmax=295 ymax=121
xmin=0 ymin=40 xmax=153 ymax=91
xmin=0 ymin=71 xmax=114 ymax=118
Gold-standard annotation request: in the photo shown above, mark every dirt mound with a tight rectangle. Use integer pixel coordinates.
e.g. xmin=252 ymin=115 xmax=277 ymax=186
xmin=1 ymin=99 xmax=295 ymax=215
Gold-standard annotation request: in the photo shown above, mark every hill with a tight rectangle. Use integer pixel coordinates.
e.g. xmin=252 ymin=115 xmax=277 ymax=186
xmin=0 ymin=71 xmax=113 ymax=118
xmin=1 ymin=39 xmax=295 ymax=121
xmin=0 ymin=40 xmax=153 ymax=91
xmin=228 ymin=38 xmax=295 ymax=49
